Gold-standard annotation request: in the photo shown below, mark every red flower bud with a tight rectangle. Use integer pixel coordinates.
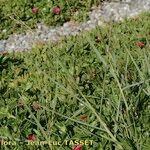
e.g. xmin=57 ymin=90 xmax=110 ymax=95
xmin=72 ymin=145 xmax=82 ymax=150
xmin=27 ymin=134 xmax=36 ymax=141
xmin=52 ymin=6 xmax=61 ymax=14
xmin=32 ymin=7 xmax=39 ymax=14
xmin=80 ymin=115 xmax=88 ymax=122
xmin=136 ymin=41 xmax=145 ymax=48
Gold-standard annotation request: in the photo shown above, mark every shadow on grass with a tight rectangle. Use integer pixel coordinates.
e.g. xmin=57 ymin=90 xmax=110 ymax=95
xmin=0 ymin=54 xmax=24 ymax=73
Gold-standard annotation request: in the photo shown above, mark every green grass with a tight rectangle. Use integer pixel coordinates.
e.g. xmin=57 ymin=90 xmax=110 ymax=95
xmin=0 ymin=12 xmax=150 ymax=150
xmin=0 ymin=0 xmax=110 ymax=40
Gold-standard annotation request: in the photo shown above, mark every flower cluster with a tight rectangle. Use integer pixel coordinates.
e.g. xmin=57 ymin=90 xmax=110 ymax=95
xmin=31 ymin=6 xmax=61 ymax=15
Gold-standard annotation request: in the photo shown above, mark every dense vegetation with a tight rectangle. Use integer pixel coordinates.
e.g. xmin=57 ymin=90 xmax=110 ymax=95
xmin=0 ymin=10 xmax=150 ymax=150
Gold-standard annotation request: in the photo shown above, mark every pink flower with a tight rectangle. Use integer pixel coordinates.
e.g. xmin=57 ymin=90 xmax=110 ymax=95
xmin=72 ymin=145 xmax=82 ymax=150
xmin=52 ymin=6 xmax=61 ymax=14
xmin=32 ymin=7 xmax=39 ymax=14
xmin=136 ymin=41 xmax=145 ymax=48
xmin=27 ymin=134 xmax=36 ymax=141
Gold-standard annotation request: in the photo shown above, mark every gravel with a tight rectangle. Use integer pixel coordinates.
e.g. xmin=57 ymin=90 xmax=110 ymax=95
xmin=0 ymin=0 xmax=150 ymax=52
xmin=0 ymin=40 xmax=6 ymax=51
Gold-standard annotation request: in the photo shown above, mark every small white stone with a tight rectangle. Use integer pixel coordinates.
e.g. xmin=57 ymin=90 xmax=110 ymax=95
xmin=98 ymin=20 xmax=103 ymax=26
xmin=2 ymin=29 xmax=7 ymax=33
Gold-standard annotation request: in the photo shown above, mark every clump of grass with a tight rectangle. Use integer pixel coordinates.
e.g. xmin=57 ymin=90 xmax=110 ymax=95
xmin=0 ymin=12 xmax=150 ymax=150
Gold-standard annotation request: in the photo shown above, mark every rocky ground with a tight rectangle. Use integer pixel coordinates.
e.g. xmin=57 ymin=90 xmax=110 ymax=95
xmin=0 ymin=0 xmax=150 ymax=52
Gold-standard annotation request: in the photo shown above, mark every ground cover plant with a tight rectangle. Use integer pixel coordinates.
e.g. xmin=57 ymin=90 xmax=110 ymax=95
xmin=0 ymin=0 xmax=110 ymax=39
xmin=0 ymin=12 xmax=150 ymax=150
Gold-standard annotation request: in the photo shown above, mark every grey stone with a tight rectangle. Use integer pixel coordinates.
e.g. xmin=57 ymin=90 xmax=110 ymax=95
xmin=0 ymin=40 xmax=6 ymax=51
